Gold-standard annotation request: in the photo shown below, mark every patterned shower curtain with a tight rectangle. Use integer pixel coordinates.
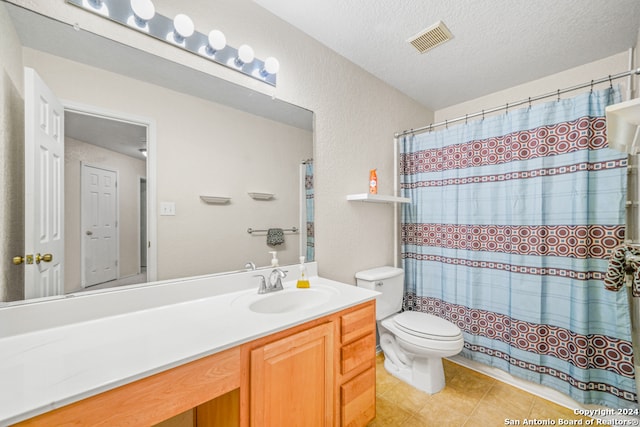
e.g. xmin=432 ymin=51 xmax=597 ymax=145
xmin=400 ymin=87 xmax=637 ymax=408
xmin=305 ymin=161 xmax=315 ymax=261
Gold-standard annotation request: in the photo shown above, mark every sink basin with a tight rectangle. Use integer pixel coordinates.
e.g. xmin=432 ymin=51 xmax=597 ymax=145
xmin=247 ymin=286 xmax=338 ymax=314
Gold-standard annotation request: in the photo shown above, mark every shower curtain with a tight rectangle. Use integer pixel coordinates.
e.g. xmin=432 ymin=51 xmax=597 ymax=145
xmin=400 ymin=87 xmax=637 ymax=408
xmin=305 ymin=161 xmax=315 ymax=261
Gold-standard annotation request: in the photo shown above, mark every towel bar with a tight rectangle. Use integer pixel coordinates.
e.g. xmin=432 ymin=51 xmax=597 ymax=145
xmin=247 ymin=227 xmax=299 ymax=234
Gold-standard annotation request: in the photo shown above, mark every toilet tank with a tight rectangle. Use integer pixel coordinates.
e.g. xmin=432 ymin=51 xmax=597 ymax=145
xmin=355 ymin=266 xmax=404 ymax=320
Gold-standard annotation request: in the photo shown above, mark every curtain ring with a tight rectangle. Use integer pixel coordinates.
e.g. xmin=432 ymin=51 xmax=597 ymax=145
xmin=528 ymin=97 xmax=532 ymax=110
xmin=482 ymin=110 xmax=485 ymax=121
xmin=465 ymin=114 xmax=468 ymax=125
xmin=445 ymin=119 xmax=448 ymax=129
xmin=557 ymin=89 xmax=560 ymax=102
xmin=609 ymin=75 xmax=613 ymax=88
xmin=590 ymin=80 xmax=594 ymax=93
xmin=505 ymin=102 xmax=509 ymax=114
xmin=429 ymin=124 xmax=433 ymax=133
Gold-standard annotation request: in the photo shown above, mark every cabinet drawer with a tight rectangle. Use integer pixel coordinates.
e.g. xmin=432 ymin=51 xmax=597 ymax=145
xmin=341 ymin=303 xmax=375 ymax=343
xmin=341 ymin=366 xmax=375 ymax=427
xmin=341 ymin=333 xmax=375 ymax=375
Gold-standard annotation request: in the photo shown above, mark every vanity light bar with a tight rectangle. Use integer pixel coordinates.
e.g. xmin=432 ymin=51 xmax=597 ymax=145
xmin=66 ymin=0 xmax=278 ymax=86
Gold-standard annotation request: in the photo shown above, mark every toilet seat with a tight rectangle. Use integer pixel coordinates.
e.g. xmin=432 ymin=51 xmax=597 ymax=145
xmin=380 ymin=312 xmax=464 ymax=355
xmin=393 ymin=311 xmax=463 ymax=341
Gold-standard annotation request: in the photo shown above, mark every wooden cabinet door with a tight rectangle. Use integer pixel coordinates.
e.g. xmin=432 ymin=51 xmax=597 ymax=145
xmin=250 ymin=323 xmax=334 ymax=427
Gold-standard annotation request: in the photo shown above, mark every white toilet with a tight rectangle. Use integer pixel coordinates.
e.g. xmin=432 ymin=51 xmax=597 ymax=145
xmin=355 ymin=266 xmax=464 ymax=394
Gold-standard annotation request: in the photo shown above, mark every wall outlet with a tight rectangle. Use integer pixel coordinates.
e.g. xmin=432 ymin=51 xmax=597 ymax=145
xmin=160 ymin=202 xmax=176 ymax=216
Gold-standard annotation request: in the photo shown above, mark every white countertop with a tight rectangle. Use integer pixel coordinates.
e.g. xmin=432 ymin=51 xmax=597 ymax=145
xmin=0 ymin=264 xmax=378 ymax=425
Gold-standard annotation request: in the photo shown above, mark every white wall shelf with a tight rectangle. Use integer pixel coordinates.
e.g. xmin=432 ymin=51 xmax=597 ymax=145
xmin=346 ymin=193 xmax=411 ymax=204
xmin=200 ymin=195 xmax=231 ymax=204
xmin=248 ymin=192 xmax=275 ymax=200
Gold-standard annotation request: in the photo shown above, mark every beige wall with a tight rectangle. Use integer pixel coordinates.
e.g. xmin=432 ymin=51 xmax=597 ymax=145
xmin=0 ymin=2 xmax=24 ymax=302
xmin=143 ymin=0 xmax=434 ymax=283
xmin=435 ymin=51 xmax=634 ymax=123
xmin=24 ymin=48 xmax=313 ymax=281
xmin=636 ymin=28 xmax=640 ymax=99
xmin=64 ymin=137 xmax=146 ymax=293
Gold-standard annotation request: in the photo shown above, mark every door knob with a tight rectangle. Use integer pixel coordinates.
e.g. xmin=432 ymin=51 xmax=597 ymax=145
xmin=35 ymin=253 xmax=53 ymax=264
xmin=12 ymin=255 xmax=34 ymax=265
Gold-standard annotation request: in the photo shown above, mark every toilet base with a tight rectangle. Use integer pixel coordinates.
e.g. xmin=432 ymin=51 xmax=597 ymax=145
xmin=377 ymin=314 xmax=463 ymax=395
xmin=383 ymin=353 xmax=446 ymax=394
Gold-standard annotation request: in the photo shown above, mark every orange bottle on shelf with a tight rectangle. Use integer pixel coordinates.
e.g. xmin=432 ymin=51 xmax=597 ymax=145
xmin=369 ymin=169 xmax=378 ymax=194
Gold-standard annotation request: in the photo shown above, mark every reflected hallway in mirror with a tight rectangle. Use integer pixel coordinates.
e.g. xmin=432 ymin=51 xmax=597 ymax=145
xmin=64 ymin=109 xmax=150 ymax=294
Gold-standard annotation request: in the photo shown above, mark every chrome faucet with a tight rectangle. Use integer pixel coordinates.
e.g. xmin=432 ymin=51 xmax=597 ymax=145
xmin=255 ymin=268 xmax=287 ymax=294
xmin=269 ymin=268 xmax=287 ymax=292
xmin=255 ymin=274 xmax=268 ymax=294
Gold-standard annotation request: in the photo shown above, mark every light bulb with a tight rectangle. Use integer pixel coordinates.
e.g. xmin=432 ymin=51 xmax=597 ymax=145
xmin=262 ymin=57 xmax=280 ymax=76
xmin=85 ymin=0 xmax=109 ymax=16
xmin=235 ymin=44 xmax=255 ymax=66
xmin=173 ymin=14 xmax=194 ymax=39
xmin=131 ymin=0 xmax=155 ymax=21
xmin=207 ymin=30 xmax=226 ymax=52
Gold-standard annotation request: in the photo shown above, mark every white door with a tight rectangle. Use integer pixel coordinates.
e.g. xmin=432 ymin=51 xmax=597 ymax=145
xmin=82 ymin=164 xmax=118 ymax=287
xmin=24 ymin=67 xmax=64 ymax=299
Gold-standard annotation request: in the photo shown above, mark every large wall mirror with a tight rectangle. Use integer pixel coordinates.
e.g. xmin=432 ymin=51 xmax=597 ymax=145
xmin=0 ymin=1 xmax=314 ymax=306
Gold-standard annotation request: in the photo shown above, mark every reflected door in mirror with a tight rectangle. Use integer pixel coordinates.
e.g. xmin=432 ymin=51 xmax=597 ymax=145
xmin=81 ymin=164 xmax=118 ymax=287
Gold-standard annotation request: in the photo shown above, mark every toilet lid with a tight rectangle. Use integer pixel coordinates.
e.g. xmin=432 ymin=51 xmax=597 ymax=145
xmin=393 ymin=311 xmax=462 ymax=341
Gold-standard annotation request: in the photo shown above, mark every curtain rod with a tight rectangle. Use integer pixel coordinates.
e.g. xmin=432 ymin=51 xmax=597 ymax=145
xmin=395 ymin=67 xmax=640 ymax=138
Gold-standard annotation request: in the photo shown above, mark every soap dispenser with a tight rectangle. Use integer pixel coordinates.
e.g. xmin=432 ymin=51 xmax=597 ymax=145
xmin=269 ymin=251 xmax=279 ymax=267
xmin=296 ymin=256 xmax=310 ymax=288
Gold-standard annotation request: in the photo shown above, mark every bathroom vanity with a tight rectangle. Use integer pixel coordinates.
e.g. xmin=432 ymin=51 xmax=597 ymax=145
xmin=0 ymin=263 xmax=378 ymax=426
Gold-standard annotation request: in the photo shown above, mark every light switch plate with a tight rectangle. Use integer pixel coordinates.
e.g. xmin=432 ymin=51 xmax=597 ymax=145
xmin=160 ymin=202 xmax=176 ymax=216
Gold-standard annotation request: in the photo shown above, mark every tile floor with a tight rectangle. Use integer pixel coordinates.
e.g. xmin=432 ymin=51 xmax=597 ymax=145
xmin=369 ymin=354 xmax=593 ymax=426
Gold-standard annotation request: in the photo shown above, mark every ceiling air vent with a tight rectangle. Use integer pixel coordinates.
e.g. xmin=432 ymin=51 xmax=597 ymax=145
xmin=407 ymin=21 xmax=453 ymax=54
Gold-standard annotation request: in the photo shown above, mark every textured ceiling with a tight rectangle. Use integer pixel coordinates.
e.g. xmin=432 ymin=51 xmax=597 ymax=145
xmin=65 ymin=112 xmax=148 ymax=160
xmin=253 ymin=0 xmax=640 ymax=111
